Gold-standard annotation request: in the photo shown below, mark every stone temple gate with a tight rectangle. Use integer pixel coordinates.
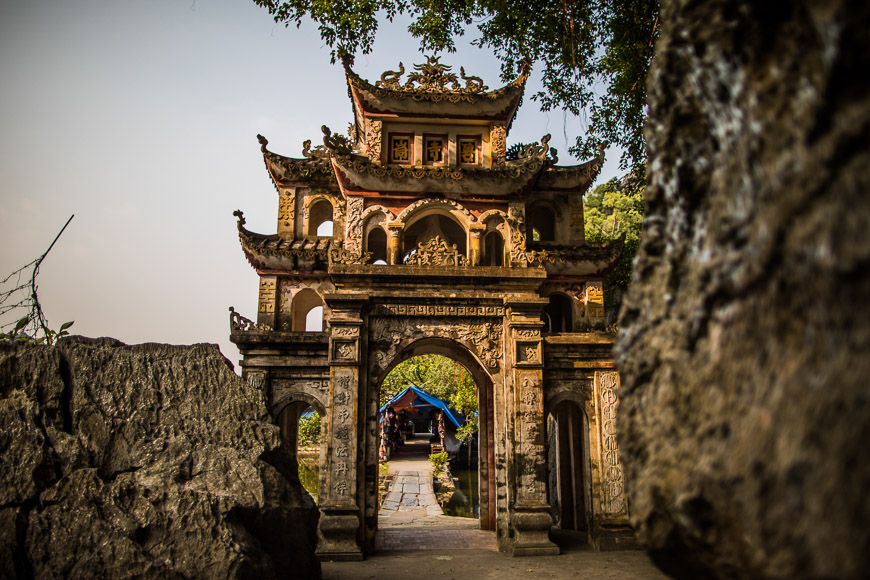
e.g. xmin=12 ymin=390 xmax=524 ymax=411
xmin=229 ymin=56 xmax=633 ymax=559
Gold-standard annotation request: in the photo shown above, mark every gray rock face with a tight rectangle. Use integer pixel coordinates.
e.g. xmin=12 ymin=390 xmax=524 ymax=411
xmin=0 ymin=337 xmax=320 ymax=579
xmin=616 ymin=1 xmax=870 ymax=578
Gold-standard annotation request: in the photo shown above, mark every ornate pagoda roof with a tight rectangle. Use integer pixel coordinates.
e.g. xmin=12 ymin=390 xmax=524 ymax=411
xmin=344 ymin=55 xmax=529 ymax=125
xmin=234 ymin=210 xmax=331 ymax=271
xmin=330 ymin=134 xmax=556 ymax=197
xmin=258 ymin=135 xmax=336 ymax=187
xmin=526 ymin=236 xmax=625 ymax=277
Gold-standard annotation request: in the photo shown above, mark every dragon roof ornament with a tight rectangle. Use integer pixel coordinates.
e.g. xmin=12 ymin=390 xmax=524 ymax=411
xmin=343 ymin=55 xmax=530 ymax=105
xmin=375 ymin=56 xmax=488 ymax=95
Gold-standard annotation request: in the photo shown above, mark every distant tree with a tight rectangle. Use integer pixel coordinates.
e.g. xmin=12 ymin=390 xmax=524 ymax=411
xmin=252 ymin=0 xmax=659 ymax=173
xmin=298 ymin=410 xmax=321 ymax=445
xmin=584 ymin=176 xmax=644 ymax=323
xmin=380 ymin=354 xmax=475 ymax=411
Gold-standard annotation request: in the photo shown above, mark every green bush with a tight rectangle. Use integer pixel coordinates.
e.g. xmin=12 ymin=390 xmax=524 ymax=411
xmin=429 ymin=452 xmax=449 ymax=475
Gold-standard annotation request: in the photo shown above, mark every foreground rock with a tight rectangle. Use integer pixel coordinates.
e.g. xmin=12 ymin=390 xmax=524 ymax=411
xmin=0 ymin=337 xmax=320 ymax=579
xmin=616 ymin=1 xmax=870 ymax=578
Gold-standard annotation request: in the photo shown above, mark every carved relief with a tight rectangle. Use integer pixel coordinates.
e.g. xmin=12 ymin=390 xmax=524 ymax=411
xmin=332 ymin=326 xmax=359 ymax=338
xmin=517 ymin=342 xmax=540 ymax=364
xmin=246 ymin=371 xmax=266 ymax=390
xmin=345 ymin=197 xmax=364 ymax=252
xmin=258 ymin=279 xmax=276 ymax=314
xmin=278 ymin=190 xmax=295 ymax=226
xmin=330 ymin=368 xmax=356 ymax=500
xmin=405 ymin=235 xmax=468 ymax=267
xmin=369 ymin=316 xmax=504 ymax=371
xmin=597 ymin=371 xmax=626 ymax=515
xmin=587 ymin=283 xmax=604 ymax=318
xmin=491 ymin=123 xmax=507 ymax=165
xmin=517 ymin=371 xmax=545 ymax=501
xmin=514 ymin=328 xmax=540 ymax=339
xmin=570 ymin=196 xmax=583 ymax=236
xmin=508 ymin=203 xmax=528 ymax=264
xmin=329 ymin=242 xmax=371 ymax=265
xmin=396 ymin=198 xmax=476 ymax=225
xmin=365 ymin=119 xmax=382 ymax=162
xmin=378 ymin=304 xmax=504 ymax=317
xmin=333 ymin=340 xmax=358 ymax=362
xmin=375 ymin=56 xmax=489 ymax=96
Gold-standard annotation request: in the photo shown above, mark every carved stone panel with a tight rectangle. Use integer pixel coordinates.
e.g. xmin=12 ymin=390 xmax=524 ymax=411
xmin=517 ymin=370 xmax=546 ymax=503
xmin=329 ymin=368 xmax=357 ymax=505
xmin=516 ymin=341 xmax=541 ymax=365
xmin=369 ymin=316 xmax=504 ymax=373
xmin=595 ymin=370 xmax=626 ymax=517
xmin=331 ymin=339 xmax=359 ymax=364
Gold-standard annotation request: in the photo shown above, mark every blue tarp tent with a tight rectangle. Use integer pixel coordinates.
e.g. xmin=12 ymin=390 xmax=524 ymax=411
xmin=378 ymin=385 xmax=464 ymax=429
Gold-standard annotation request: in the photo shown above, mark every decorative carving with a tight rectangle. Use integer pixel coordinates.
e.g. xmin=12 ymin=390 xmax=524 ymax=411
xmin=277 ymin=190 xmax=295 ymax=225
xmin=507 ymin=203 xmax=528 ymax=264
xmin=302 ymin=139 xmax=329 ymax=159
xmin=246 ymin=371 xmax=266 ymax=390
xmin=369 ymin=316 xmax=503 ymax=370
xmin=587 ymin=283 xmax=604 ymax=318
xmin=332 ymin=326 xmax=358 ymax=337
xmin=515 ymin=328 xmax=540 ymax=338
xmin=365 ymin=119 xmax=382 ymax=162
xmin=334 ymin=341 xmax=357 ymax=361
xmin=328 ymin=241 xmax=371 ymax=265
xmin=258 ymin=279 xmax=276 ymax=314
xmin=258 ymin=136 xmax=334 ymax=183
xmin=228 ymin=307 xmax=272 ymax=332
xmin=345 ymin=197 xmax=364 ymax=252
xmin=405 ymin=235 xmax=468 ymax=267
xmin=379 ymin=304 xmax=503 ymax=317
xmin=570 ymin=197 xmax=583 ymax=235
xmin=491 ymin=123 xmax=507 ymax=165
xmin=375 ymin=56 xmax=489 ymax=96
xmin=597 ymin=371 xmax=626 ymax=515
xmin=320 ymin=125 xmax=353 ymax=156
xmin=396 ymin=197 xmax=475 ymax=225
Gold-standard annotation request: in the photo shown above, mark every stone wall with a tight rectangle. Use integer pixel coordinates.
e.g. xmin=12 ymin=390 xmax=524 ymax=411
xmin=0 ymin=337 xmax=320 ymax=579
xmin=616 ymin=0 xmax=870 ymax=578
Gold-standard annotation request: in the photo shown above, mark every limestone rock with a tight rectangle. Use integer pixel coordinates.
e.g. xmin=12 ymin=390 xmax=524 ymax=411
xmin=0 ymin=337 xmax=320 ymax=579
xmin=616 ymin=1 xmax=870 ymax=578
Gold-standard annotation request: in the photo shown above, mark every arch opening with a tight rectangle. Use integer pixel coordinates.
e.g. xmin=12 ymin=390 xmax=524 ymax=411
xmin=277 ymin=400 xmax=326 ymax=505
xmin=546 ymin=399 xmax=591 ymax=536
xmin=544 ymin=293 xmax=573 ymax=333
xmin=366 ymin=227 xmax=388 ymax=264
xmin=402 ymin=214 xmax=467 ymax=263
xmin=528 ymin=205 xmax=556 ymax=242
xmin=308 ymin=199 xmax=334 ymax=237
xmin=483 ymin=231 xmax=505 ymax=267
xmin=368 ymin=338 xmax=496 ymax=546
xmin=292 ymin=289 xmax=325 ymax=332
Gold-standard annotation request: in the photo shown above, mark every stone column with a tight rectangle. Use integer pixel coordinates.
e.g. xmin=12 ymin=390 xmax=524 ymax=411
xmin=469 ymin=225 xmax=485 ymax=266
xmin=387 ymin=224 xmax=403 ymax=265
xmin=506 ymin=297 xmax=559 ymax=556
xmin=316 ymin=294 xmax=367 ymax=561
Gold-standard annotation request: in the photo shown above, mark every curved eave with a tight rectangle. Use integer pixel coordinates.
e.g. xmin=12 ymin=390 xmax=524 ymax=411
xmin=345 ymin=62 xmax=528 ymax=124
xmin=532 ymin=235 xmax=625 ymax=277
xmin=262 ymin=150 xmax=337 ymax=187
xmin=330 ymin=155 xmax=546 ymax=197
xmin=536 ymin=155 xmax=605 ymax=193
xmin=238 ymin=225 xmax=331 ymax=271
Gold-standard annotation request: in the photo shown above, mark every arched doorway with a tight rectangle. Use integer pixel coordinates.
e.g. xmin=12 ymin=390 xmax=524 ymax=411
xmin=547 ymin=399 xmax=591 ymax=537
xmin=366 ymin=338 xmax=496 ymax=543
xmin=276 ymin=397 xmax=327 ymax=504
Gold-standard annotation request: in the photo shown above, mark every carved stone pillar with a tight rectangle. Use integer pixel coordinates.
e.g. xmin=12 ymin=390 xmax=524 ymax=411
xmin=257 ymin=276 xmax=277 ymax=329
xmin=387 ymin=224 xmax=403 ymax=265
xmin=469 ymin=225 xmax=485 ymax=266
xmin=316 ymin=295 xmax=367 ymax=561
xmin=506 ymin=297 xmax=559 ymax=556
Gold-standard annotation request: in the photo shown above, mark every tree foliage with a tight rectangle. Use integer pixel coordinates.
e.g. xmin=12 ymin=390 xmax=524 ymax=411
xmin=585 ymin=176 xmax=644 ymax=318
xmin=298 ymin=409 xmax=322 ymax=445
xmin=253 ymin=0 xmax=659 ymax=171
xmin=380 ymin=354 xmax=476 ymax=416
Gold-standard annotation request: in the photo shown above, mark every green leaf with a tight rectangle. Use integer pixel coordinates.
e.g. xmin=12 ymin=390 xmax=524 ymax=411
xmin=59 ymin=321 xmax=75 ymax=331
xmin=14 ymin=316 xmax=29 ymax=332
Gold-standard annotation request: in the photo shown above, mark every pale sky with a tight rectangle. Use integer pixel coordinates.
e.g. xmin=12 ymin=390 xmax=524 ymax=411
xmin=0 ymin=0 xmax=622 ymax=369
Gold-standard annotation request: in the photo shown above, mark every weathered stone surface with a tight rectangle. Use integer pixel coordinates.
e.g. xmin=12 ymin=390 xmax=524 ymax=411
xmin=616 ymin=1 xmax=870 ymax=578
xmin=0 ymin=337 xmax=320 ymax=579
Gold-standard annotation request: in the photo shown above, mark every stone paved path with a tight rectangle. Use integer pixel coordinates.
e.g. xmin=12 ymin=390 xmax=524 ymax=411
xmin=377 ymin=438 xmax=495 ymax=550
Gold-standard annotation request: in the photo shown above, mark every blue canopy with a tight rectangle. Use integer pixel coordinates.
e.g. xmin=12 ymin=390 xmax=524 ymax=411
xmin=379 ymin=385 xmax=464 ymax=429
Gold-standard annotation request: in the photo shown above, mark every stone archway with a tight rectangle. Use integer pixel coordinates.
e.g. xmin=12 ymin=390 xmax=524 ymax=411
xmin=368 ymin=338 xmax=497 ymax=536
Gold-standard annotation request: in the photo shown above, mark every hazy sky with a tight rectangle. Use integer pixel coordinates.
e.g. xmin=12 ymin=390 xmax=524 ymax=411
xmin=0 ymin=0 xmax=623 ymax=369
